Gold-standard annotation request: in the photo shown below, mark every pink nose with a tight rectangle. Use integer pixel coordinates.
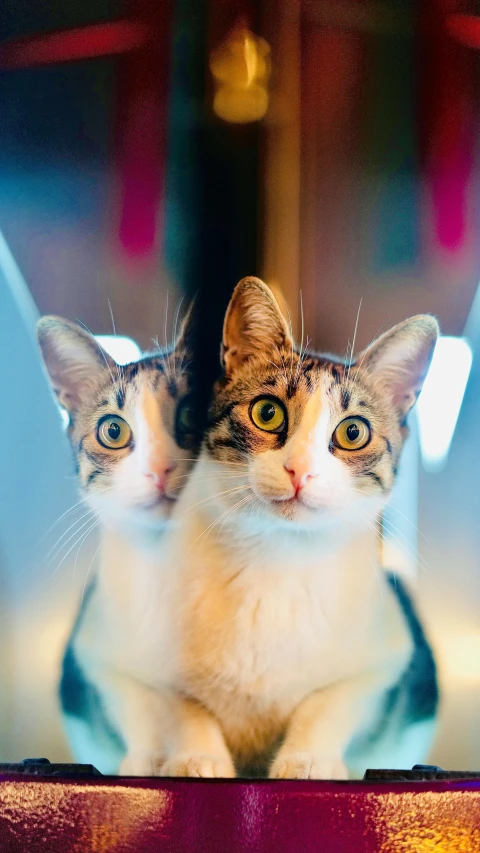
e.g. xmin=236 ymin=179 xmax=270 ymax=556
xmin=284 ymin=465 xmax=317 ymax=494
xmin=144 ymin=464 xmax=176 ymax=492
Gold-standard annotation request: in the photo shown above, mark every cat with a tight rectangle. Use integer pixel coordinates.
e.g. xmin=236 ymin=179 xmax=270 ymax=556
xmin=37 ymin=310 xmax=199 ymax=773
xmin=129 ymin=275 xmax=438 ymax=779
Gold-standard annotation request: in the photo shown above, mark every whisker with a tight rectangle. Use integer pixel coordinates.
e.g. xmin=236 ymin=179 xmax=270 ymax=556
xmin=173 ymin=293 xmax=186 ymax=346
xmin=272 ymin=344 xmax=289 ymax=385
xmin=72 ymin=520 xmax=92 ymax=580
xmin=285 ymin=302 xmax=295 ymax=383
xmin=294 ymin=290 xmax=305 ymax=382
xmin=171 ymin=471 xmax=248 ymax=485
xmin=266 ymin=359 xmax=289 ymax=387
xmin=39 ymin=486 xmax=113 ymax=549
xmin=297 ymin=335 xmax=311 ymax=377
xmin=169 ymin=458 xmax=247 ymax=466
xmin=350 ymin=486 xmax=428 ymax=563
xmin=176 ymin=296 xmax=193 ymax=378
xmin=188 ymin=492 xmax=253 ymax=552
xmin=48 ymin=518 xmax=100 ymax=581
xmin=351 ymin=502 xmax=428 ymax=571
xmin=216 ymin=493 xmax=255 ymax=537
xmin=76 ymin=318 xmax=119 ymax=395
xmin=43 ymin=507 xmax=97 ymax=561
xmin=277 ymin=291 xmax=296 ymax=383
xmin=107 ymin=298 xmax=126 ymax=392
xmin=80 ymin=540 xmax=102 ymax=605
xmin=347 ymin=318 xmax=392 ymax=394
xmin=163 ymin=291 xmax=172 ymax=384
xmin=46 ymin=511 xmax=98 ymax=565
xmin=180 ymin=484 xmax=252 ymax=519
xmin=38 ymin=495 xmax=90 ymax=543
xmin=381 ymin=516 xmax=429 ymax=570
xmin=350 ymin=485 xmax=427 ymax=541
xmin=172 ymin=294 xmax=186 ymax=380
xmin=381 ymin=503 xmax=428 ymax=543
xmin=345 ymin=298 xmax=362 ymax=390
xmin=344 ymin=336 xmax=352 ymax=369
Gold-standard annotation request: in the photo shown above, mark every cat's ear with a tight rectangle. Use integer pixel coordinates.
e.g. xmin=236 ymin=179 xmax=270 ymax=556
xmin=37 ymin=316 xmax=115 ymax=413
xmin=357 ymin=315 xmax=439 ymax=420
xmin=221 ymin=277 xmax=293 ymax=373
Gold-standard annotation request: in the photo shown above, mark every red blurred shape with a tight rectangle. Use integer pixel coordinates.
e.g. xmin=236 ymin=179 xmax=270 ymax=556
xmin=447 ymin=13 xmax=480 ymax=48
xmin=115 ymin=0 xmax=173 ymax=265
xmin=420 ymin=2 xmax=476 ymax=254
xmin=0 ymin=21 xmax=151 ymax=68
xmin=0 ymin=5 xmax=173 ymax=267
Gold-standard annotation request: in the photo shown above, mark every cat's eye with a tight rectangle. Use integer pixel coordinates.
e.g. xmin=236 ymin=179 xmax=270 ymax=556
xmin=250 ymin=397 xmax=286 ymax=433
xmin=332 ymin=417 xmax=371 ymax=451
xmin=176 ymin=397 xmax=195 ymax=433
xmin=97 ymin=415 xmax=132 ymax=449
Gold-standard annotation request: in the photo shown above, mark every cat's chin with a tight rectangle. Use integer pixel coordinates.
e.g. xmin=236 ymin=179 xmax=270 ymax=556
xmin=259 ymin=495 xmax=341 ymax=531
xmin=90 ymin=492 xmax=176 ymax=534
xmin=131 ymin=496 xmax=177 ymax=527
xmin=137 ymin=494 xmax=177 ymax=513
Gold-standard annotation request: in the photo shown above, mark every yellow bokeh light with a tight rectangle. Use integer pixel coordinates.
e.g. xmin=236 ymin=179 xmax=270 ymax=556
xmin=210 ymin=27 xmax=271 ymax=124
xmin=439 ymin=631 xmax=480 ymax=684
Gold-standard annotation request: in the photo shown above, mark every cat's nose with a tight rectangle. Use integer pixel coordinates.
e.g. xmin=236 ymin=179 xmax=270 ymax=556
xmin=144 ymin=463 xmax=177 ymax=492
xmin=284 ymin=465 xmax=318 ymax=494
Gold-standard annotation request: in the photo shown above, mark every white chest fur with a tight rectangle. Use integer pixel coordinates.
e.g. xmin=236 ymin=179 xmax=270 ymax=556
xmin=158 ymin=470 xmax=412 ymax=760
xmin=79 ymin=466 xmax=412 ymax=769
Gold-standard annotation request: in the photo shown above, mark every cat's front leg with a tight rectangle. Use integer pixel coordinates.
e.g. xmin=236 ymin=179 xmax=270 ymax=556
xmin=96 ymin=670 xmax=172 ymax=776
xmin=93 ymin=664 xmax=234 ymax=777
xmin=269 ymin=670 xmax=390 ymax=780
xmin=160 ymin=696 xmax=236 ymax=778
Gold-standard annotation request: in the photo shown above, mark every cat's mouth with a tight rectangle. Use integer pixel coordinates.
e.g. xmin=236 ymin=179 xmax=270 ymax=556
xmin=269 ymin=492 xmax=337 ymax=519
xmin=138 ymin=493 xmax=177 ymax=511
xmin=270 ymin=493 xmax=315 ymax=516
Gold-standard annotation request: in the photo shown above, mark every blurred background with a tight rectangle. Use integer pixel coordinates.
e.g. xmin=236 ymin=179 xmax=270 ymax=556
xmin=1 ymin=0 xmax=480 ymax=769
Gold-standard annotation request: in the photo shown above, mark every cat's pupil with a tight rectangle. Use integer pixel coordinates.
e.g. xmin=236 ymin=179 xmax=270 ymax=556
xmin=346 ymin=424 xmax=359 ymax=441
xmin=261 ymin=403 xmax=276 ymax=422
xmin=108 ymin=422 xmax=121 ymax=440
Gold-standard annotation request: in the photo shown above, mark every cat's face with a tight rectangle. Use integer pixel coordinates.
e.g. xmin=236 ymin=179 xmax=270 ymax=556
xmin=205 ymin=277 xmax=438 ymax=534
xmin=38 ymin=315 xmax=198 ymax=531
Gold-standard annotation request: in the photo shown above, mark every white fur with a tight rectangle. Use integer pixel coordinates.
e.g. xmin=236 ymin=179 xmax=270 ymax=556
xmin=73 ymin=391 xmax=425 ymax=779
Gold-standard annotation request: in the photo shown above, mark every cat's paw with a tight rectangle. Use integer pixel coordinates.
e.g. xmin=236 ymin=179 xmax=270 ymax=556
xmin=118 ymin=752 xmax=165 ymax=777
xmin=269 ymin=750 xmax=348 ymax=780
xmin=161 ymin=752 xmax=235 ymax=778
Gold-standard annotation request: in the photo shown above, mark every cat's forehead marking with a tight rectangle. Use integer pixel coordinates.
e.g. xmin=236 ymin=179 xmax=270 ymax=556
xmin=116 ymin=387 xmax=125 ymax=409
xmin=132 ymin=381 xmax=172 ymax=467
xmin=136 ymin=381 xmax=163 ymax=430
xmin=96 ymin=353 xmax=182 ymax=412
xmin=289 ymin=383 xmax=325 ymax=442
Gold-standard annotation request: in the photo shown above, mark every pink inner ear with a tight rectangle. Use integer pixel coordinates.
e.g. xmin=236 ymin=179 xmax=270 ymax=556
xmin=374 ymin=353 xmax=432 ymax=418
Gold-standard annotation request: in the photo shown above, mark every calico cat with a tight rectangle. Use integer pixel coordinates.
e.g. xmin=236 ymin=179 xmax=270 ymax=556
xmin=37 ymin=312 xmax=198 ymax=773
xmin=139 ymin=276 xmax=438 ymax=779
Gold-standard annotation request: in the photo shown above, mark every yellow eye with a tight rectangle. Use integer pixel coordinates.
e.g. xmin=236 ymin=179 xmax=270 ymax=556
xmin=97 ymin=415 xmax=132 ymax=449
xmin=332 ymin=417 xmax=371 ymax=451
xmin=250 ymin=397 xmax=286 ymax=433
